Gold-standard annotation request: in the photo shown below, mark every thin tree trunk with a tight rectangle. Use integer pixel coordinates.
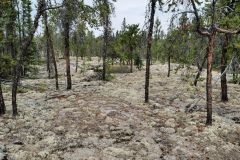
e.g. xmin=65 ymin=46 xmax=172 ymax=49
xmin=130 ymin=46 xmax=133 ymax=73
xmin=102 ymin=0 xmax=109 ymax=81
xmin=167 ymin=53 xmax=170 ymax=77
xmin=194 ymin=52 xmax=207 ymax=86
xmin=0 ymin=79 xmax=6 ymax=115
xmin=43 ymin=2 xmax=59 ymax=90
xmin=12 ymin=0 xmax=44 ymax=116
xmin=145 ymin=0 xmax=156 ymax=103
xmin=206 ymin=34 xmax=215 ymax=125
xmin=63 ymin=0 xmax=72 ymax=89
xmin=46 ymin=35 xmax=51 ymax=78
xmin=221 ymin=34 xmax=229 ymax=102
xmin=75 ymin=53 xmax=79 ymax=73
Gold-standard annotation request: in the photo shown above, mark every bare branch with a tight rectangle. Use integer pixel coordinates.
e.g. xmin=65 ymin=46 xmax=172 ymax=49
xmin=215 ymin=26 xmax=240 ymax=34
xmin=190 ymin=0 xmax=211 ymax=36
xmin=42 ymin=5 xmax=63 ymax=12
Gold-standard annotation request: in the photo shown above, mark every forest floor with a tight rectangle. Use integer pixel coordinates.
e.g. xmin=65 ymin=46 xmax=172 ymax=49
xmin=1 ymin=57 xmax=240 ymax=160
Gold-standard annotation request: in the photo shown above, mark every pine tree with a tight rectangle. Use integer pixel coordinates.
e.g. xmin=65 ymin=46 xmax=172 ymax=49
xmin=63 ymin=0 xmax=72 ymax=89
xmin=145 ymin=0 xmax=157 ymax=103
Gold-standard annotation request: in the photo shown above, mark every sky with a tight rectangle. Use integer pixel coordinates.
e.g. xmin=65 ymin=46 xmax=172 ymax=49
xmin=33 ymin=0 xmax=173 ymax=36
xmin=85 ymin=0 xmax=172 ymax=35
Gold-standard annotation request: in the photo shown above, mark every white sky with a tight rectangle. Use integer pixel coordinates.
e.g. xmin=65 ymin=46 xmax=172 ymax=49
xmin=86 ymin=0 xmax=172 ymax=35
xmin=33 ymin=0 xmax=173 ymax=36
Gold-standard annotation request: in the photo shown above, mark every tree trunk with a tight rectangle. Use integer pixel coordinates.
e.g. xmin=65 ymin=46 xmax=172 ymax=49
xmin=63 ymin=0 xmax=72 ymax=89
xmin=130 ymin=46 xmax=133 ymax=73
xmin=43 ymin=3 xmax=59 ymax=90
xmin=145 ymin=0 xmax=156 ymax=103
xmin=12 ymin=0 xmax=44 ymax=116
xmin=102 ymin=0 xmax=109 ymax=81
xmin=46 ymin=34 xmax=51 ymax=78
xmin=206 ymin=34 xmax=215 ymax=125
xmin=221 ymin=34 xmax=229 ymax=102
xmin=167 ymin=53 xmax=170 ymax=77
xmin=194 ymin=52 xmax=207 ymax=86
xmin=0 ymin=79 xmax=6 ymax=115
xmin=76 ymin=54 xmax=79 ymax=73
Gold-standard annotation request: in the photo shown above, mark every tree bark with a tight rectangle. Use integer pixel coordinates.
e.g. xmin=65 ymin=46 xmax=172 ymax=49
xmin=206 ymin=34 xmax=215 ymax=125
xmin=130 ymin=46 xmax=133 ymax=73
xmin=63 ymin=0 xmax=72 ymax=89
xmin=167 ymin=53 xmax=170 ymax=77
xmin=102 ymin=0 xmax=109 ymax=81
xmin=194 ymin=52 xmax=207 ymax=86
xmin=43 ymin=2 xmax=59 ymax=90
xmin=145 ymin=0 xmax=156 ymax=103
xmin=46 ymin=33 xmax=51 ymax=78
xmin=75 ymin=53 xmax=79 ymax=73
xmin=0 ymin=79 xmax=6 ymax=115
xmin=221 ymin=34 xmax=229 ymax=102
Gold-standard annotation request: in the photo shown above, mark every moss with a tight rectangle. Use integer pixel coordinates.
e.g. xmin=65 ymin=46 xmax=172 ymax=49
xmin=36 ymin=83 xmax=47 ymax=93
xmin=105 ymin=74 xmax=115 ymax=81
xmin=17 ymin=87 xmax=28 ymax=93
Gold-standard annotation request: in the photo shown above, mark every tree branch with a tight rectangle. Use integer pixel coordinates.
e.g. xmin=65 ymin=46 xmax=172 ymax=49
xmin=215 ymin=26 xmax=240 ymax=34
xmin=42 ymin=5 xmax=63 ymax=12
xmin=190 ymin=0 xmax=211 ymax=36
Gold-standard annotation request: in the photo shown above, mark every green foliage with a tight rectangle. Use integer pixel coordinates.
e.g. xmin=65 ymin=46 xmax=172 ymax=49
xmin=134 ymin=53 xmax=143 ymax=70
xmin=17 ymin=86 xmax=28 ymax=93
xmin=0 ymin=54 xmax=15 ymax=79
xmin=105 ymin=73 xmax=115 ymax=81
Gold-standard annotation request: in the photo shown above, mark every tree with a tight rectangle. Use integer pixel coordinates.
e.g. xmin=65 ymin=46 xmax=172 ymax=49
xmin=152 ymin=17 xmax=164 ymax=62
xmin=43 ymin=0 xmax=59 ymax=90
xmin=190 ymin=0 xmax=240 ymax=125
xmin=12 ymin=0 xmax=48 ymax=116
xmin=63 ymin=0 xmax=72 ymax=90
xmin=145 ymin=0 xmax=157 ymax=103
xmin=0 ymin=79 xmax=5 ymax=115
xmin=121 ymin=24 xmax=141 ymax=73
xmin=94 ymin=0 xmax=115 ymax=80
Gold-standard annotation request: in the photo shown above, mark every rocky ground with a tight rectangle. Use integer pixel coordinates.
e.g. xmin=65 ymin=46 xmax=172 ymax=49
xmin=1 ymin=57 xmax=240 ymax=160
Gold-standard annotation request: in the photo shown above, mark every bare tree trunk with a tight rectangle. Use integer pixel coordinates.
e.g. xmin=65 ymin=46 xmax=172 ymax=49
xmin=206 ymin=34 xmax=215 ymax=125
xmin=43 ymin=2 xmax=59 ymax=90
xmin=102 ymin=0 xmax=109 ymax=81
xmin=75 ymin=53 xmax=79 ymax=73
xmin=194 ymin=52 xmax=207 ymax=86
xmin=63 ymin=0 xmax=72 ymax=89
xmin=12 ymin=0 xmax=44 ymax=116
xmin=130 ymin=46 xmax=133 ymax=73
xmin=221 ymin=34 xmax=229 ymax=102
xmin=46 ymin=35 xmax=51 ymax=78
xmin=145 ymin=0 xmax=156 ymax=103
xmin=0 ymin=79 xmax=6 ymax=115
xmin=167 ymin=53 xmax=170 ymax=77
